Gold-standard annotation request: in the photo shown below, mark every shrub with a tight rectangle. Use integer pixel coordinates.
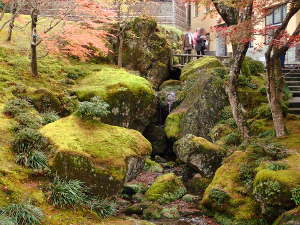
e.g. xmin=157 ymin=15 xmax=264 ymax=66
xmin=64 ymin=66 xmax=90 ymax=80
xmin=157 ymin=186 xmax=187 ymax=204
xmin=238 ymin=76 xmax=257 ymax=89
xmin=239 ymin=163 xmax=256 ymax=187
xmin=41 ymin=112 xmax=60 ymax=125
xmin=291 ymin=186 xmax=300 ymax=205
xmin=76 ymin=96 xmax=110 ymax=120
xmin=253 ymin=180 xmax=281 ymax=203
xmin=4 ymin=99 xmax=32 ymax=117
xmin=87 ymin=198 xmax=117 ymax=218
xmin=254 ymin=104 xmax=272 ymax=120
xmin=1 ymin=202 xmax=44 ymax=225
xmin=12 ymin=128 xmax=48 ymax=153
xmin=49 ymin=177 xmax=88 ymax=208
xmin=13 ymin=113 xmax=43 ymax=131
xmin=250 ymin=142 xmax=288 ymax=160
xmin=267 ymin=162 xmax=288 ymax=171
xmin=223 ymin=132 xmax=241 ymax=146
xmin=220 ymin=106 xmax=233 ymax=121
xmin=16 ymin=151 xmax=48 ymax=170
xmin=209 ymin=189 xmax=229 ymax=206
xmin=0 ymin=216 xmax=16 ymax=225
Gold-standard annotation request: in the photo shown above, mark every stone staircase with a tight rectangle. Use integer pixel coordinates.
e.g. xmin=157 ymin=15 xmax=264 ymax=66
xmin=284 ymin=66 xmax=300 ymax=115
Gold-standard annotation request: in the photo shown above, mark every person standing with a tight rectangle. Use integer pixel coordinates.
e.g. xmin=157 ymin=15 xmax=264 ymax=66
xmin=183 ymin=28 xmax=194 ymax=63
xmin=195 ymin=28 xmax=206 ymax=57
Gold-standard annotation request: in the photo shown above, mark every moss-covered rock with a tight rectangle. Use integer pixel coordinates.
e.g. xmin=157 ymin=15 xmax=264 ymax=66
xmin=201 ymin=151 xmax=261 ymax=222
xmin=114 ymin=17 xmax=172 ymax=88
xmin=74 ymin=65 xmax=156 ymax=132
xmin=40 ymin=115 xmax=152 ymax=197
xmin=180 ymin=57 xmax=224 ymax=81
xmin=273 ymin=207 xmax=300 ymax=225
xmin=166 ymin=63 xmax=228 ymax=140
xmin=144 ymin=158 xmax=163 ymax=173
xmin=174 ymin=134 xmax=225 ymax=178
xmin=145 ymin=173 xmax=186 ymax=204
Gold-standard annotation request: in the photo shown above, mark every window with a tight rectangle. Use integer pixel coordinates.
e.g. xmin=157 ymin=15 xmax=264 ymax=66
xmin=266 ymin=4 xmax=287 ymax=25
xmin=195 ymin=2 xmax=199 ymax=17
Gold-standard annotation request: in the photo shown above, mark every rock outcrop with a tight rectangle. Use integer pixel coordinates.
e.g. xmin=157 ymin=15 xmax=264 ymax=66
xmin=74 ymin=65 xmax=156 ymax=132
xmin=174 ymin=134 xmax=225 ymax=178
xmin=41 ymin=115 xmax=152 ymax=197
xmin=164 ymin=57 xmax=228 ymax=140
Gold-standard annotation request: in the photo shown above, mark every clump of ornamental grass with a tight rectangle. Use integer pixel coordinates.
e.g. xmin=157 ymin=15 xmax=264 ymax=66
xmin=76 ymin=96 xmax=110 ymax=120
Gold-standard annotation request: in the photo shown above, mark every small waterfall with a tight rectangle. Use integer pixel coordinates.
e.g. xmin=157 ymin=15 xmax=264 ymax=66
xmin=166 ymin=91 xmax=176 ymax=113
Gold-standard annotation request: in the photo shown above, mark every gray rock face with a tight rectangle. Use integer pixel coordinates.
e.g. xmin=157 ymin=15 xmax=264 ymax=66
xmin=143 ymin=124 xmax=168 ymax=155
xmin=174 ymin=134 xmax=225 ymax=178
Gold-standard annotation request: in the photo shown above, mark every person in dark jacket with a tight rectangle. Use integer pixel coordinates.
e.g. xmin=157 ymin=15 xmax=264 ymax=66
xmin=195 ymin=28 xmax=206 ymax=57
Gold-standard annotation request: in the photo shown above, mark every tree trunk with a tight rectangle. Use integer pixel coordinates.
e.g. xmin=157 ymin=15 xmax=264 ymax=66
xmin=31 ymin=9 xmax=38 ymax=77
xmin=7 ymin=14 xmax=16 ymax=42
xmin=265 ymin=53 xmax=286 ymax=137
xmin=225 ymin=45 xmax=250 ymax=139
xmin=117 ymin=33 xmax=123 ymax=67
xmin=7 ymin=3 xmax=17 ymax=42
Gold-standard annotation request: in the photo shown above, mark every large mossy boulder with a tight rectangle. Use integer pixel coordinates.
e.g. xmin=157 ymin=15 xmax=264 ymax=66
xmin=116 ymin=17 xmax=173 ymax=88
xmin=164 ymin=57 xmax=228 ymax=140
xmin=201 ymin=151 xmax=261 ymax=223
xmin=40 ymin=115 xmax=152 ymax=197
xmin=174 ymin=134 xmax=225 ymax=178
xmin=74 ymin=65 xmax=156 ymax=132
xmin=145 ymin=173 xmax=186 ymax=204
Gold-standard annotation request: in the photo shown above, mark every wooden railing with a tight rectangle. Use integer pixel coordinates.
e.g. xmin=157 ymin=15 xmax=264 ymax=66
xmin=171 ymin=53 xmax=231 ymax=68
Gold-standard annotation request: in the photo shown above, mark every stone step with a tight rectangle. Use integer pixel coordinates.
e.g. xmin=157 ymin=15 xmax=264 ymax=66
xmin=291 ymin=91 xmax=300 ymax=97
xmin=285 ymin=74 xmax=300 ymax=78
xmin=286 ymin=81 xmax=300 ymax=86
xmin=288 ymin=108 xmax=300 ymax=115
xmin=285 ymin=77 xmax=300 ymax=81
xmin=289 ymin=97 xmax=300 ymax=108
xmin=289 ymin=86 xmax=300 ymax=91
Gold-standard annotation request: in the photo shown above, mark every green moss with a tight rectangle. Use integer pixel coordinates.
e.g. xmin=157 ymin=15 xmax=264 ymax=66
xmin=145 ymin=173 xmax=186 ymax=204
xmin=164 ymin=109 xmax=186 ymax=139
xmin=180 ymin=56 xmax=224 ymax=81
xmin=144 ymin=158 xmax=163 ymax=173
xmin=40 ymin=115 xmax=151 ymax=196
xmin=201 ymin=151 xmax=259 ymax=221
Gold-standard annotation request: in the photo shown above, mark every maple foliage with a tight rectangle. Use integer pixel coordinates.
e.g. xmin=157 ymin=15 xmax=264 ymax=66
xmin=40 ymin=0 xmax=115 ymax=60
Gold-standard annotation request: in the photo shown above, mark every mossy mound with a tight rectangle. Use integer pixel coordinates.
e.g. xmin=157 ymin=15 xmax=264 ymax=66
xmin=174 ymin=134 xmax=225 ymax=178
xmin=180 ymin=56 xmax=224 ymax=81
xmin=164 ymin=109 xmax=186 ymax=140
xmin=201 ymin=151 xmax=261 ymax=222
xmin=74 ymin=65 xmax=156 ymax=132
xmin=40 ymin=115 xmax=152 ymax=197
xmin=145 ymin=173 xmax=186 ymax=204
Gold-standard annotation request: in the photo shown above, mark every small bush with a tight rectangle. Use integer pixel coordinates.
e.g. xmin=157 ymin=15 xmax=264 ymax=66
xmin=239 ymin=163 xmax=256 ymax=187
xmin=209 ymin=189 xmax=229 ymax=206
xmin=41 ymin=112 xmax=60 ymax=125
xmin=13 ymin=113 xmax=43 ymax=131
xmin=220 ymin=106 xmax=233 ymax=121
xmin=0 ymin=216 xmax=16 ymax=225
xmin=251 ymin=142 xmax=288 ymax=160
xmin=223 ymin=132 xmax=241 ymax=146
xmin=253 ymin=180 xmax=281 ymax=203
xmin=291 ymin=186 xmax=300 ymax=205
xmin=49 ymin=177 xmax=88 ymax=208
xmin=157 ymin=187 xmax=187 ymax=204
xmin=76 ymin=96 xmax=110 ymax=120
xmin=64 ymin=66 xmax=90 ymax=80
xmin=1 ymin=202 xmax=44 ymax=225
xmin=12 ymin=128 xmax=48 ymax=153
xmin=267 ymin=162 xmax=288 ymax=171
xmin=254 ymin=104 xmax=272 ymax=120
xmin=238 ymin=76 xmax=257 ymax=89
xmin=4 ymin=99 xmax=32 ymax=117
xmin=87 ymin=198 xmax=117 ymax=218
xmin=16 ymin=151 xmax=48 ymax=170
